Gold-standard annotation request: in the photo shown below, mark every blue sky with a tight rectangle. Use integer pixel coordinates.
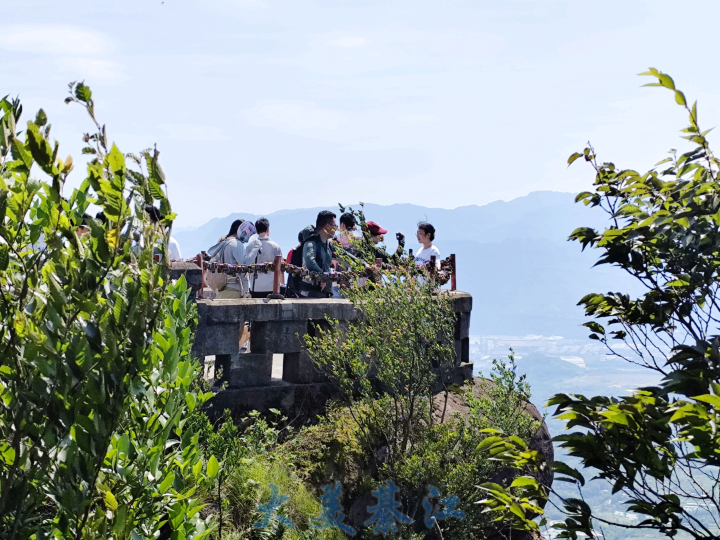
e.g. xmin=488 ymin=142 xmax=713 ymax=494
xmin=3 ymin=0 xmax=720 ymax=227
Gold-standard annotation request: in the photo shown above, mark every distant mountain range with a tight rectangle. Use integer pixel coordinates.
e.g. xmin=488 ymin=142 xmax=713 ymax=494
xmin=174 ymin=191 xmax=638 ymax=339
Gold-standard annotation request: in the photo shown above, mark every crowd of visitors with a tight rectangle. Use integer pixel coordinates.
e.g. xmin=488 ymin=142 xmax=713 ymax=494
xmin=186 ymin=209 xmax=441 ymax=299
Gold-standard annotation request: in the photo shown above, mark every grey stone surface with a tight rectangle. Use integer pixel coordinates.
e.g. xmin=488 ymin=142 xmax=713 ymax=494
xmin=454 ymin=338 xmax=470 ymax=365
xmin=193 ymin=322 xmax=241 ymax=357
xmin=205 ymin=380 xmax=342 ymax=423
xmin=196 ymin=298 xmax=361 ymax=325
xmin=216 ymin=353 xmax=273 ymax=388
xmin=189 ymin=291 xmax=473 ymax=417
xmin=251 ymin=320 xmax=307 ymax=354
xmin=454 ymin=311 xmax=471 ymax=340
xmin=283 ymin=351 xmax=327 ymax=384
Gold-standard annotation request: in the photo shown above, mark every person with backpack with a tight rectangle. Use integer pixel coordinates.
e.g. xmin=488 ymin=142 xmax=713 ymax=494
xmin=286 ymin=226 xmax=316 ymax=298
xmin=206 ymin=219 xmax=250 ymax=298
xmin=300 ymin=211 xmax=337 ymax=298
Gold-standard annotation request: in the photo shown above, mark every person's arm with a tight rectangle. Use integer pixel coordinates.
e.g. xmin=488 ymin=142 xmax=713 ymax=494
xmin=244 ymin=239 xmax=260 ymax=265
xmin=303 ymin=241 xmax=324 ymax=273
xmin=374 ymin=245 xmax=390 ymax=264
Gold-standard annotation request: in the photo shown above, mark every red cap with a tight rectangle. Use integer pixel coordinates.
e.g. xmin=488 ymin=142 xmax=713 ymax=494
xmin=364 ymin=221 xmax=388 ymax=235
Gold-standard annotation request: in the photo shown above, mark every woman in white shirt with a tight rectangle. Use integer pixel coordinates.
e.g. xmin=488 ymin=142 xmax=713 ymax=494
xmin=414 ymin=222 xmax=440 ymax=268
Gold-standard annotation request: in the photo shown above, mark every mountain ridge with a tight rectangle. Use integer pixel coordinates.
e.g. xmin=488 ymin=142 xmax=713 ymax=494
xmin=174 ymin=191 xmax=633 ymax=338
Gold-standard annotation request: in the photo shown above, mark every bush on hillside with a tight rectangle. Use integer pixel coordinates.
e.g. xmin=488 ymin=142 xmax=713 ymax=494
xmin=302 ymin=269 xmax=541 ymax=538
xmin=0 ymin=87 xmax=213 ymax=539
xmin=478 ymin=70 xmax=720 ymax=539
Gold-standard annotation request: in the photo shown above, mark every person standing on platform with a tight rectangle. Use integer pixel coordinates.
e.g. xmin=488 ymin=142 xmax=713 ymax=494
xmin=209 ymin=219 xmax=249 ymax=298
xmin=301 ymin=211 xmax=337 ymax=298
xmin=244 ymin=217 xmax=284 ymax=298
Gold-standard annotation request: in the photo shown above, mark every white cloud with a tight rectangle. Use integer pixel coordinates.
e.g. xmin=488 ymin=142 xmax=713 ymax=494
xmin=58 ymin=57 xmax=125 ymax=82
xmin=0 ymin=25 xmax=113 ymax=55
xmin=159 ymin=124 xmax=231 ymax=142
xmin=333 ymin=37 xmax=366 ymax=48
xmin=242 ymin=100 xmax=349 ymax=131
xmin=398 ymin=114 xmax=441 ymax=123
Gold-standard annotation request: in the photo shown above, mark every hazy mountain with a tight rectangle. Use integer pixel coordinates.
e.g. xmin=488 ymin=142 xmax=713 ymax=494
xmin=174 ymin=191 xmax=638 ymax=339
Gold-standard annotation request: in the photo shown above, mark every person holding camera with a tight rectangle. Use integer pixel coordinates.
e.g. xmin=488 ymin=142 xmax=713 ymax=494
xmin=363 ymin=221 xmax=405 ymax=264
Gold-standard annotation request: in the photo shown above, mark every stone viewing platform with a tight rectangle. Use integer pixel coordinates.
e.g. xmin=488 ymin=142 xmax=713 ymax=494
xmin=170 ymin=261 xmax=473 ymax=421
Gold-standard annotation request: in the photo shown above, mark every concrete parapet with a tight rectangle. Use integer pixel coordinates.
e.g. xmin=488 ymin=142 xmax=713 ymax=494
xmin=181 ymin=278 xmax=473 ymax=419
xmin=216 ymin=353 xmax=273 ymax=388
xmin=250 ymin=320 xmax=307 ymax=354
xmin=283 ymin=351 xmax=327 ymax=384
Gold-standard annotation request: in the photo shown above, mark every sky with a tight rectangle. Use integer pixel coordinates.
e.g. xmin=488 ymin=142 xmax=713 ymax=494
xmin=3 ymin=0 xmax=720 ymax=227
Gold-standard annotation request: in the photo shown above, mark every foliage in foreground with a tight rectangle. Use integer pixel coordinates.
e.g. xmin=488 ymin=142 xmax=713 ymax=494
xmin=478 ymin=70 xmax=720 ymax=539
xmin=189 ymin=409 xmax=345 ymax=540
xmin=0 ymin=87 xmax=213 ymax=538
xmin=302 ymin=272 xmax=541 ymax=539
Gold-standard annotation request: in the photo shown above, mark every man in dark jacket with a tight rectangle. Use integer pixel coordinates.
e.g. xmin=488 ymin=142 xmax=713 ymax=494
xmin=301 ymin=211 xmax=337 ymax=297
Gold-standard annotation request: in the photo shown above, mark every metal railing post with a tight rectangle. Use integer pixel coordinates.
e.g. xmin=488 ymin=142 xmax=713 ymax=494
xmin=450 ymin=253 xmax=456 ymax=291
xmin=195 ymin=253 xmax=205 ymax=298
xmin=268 ymin=255 xmax=285 ymax=300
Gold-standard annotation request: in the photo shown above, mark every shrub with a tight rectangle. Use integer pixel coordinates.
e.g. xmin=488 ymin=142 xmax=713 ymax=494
xmin=289 ymin=357 xmax=540 ymax=539
xmin=0 ymin=86 xmax=213 ymax=538
xmin=190 ymin=409 xmax=344 ymax=540
xmin=478 ymin=69 xmax=720 ymax=539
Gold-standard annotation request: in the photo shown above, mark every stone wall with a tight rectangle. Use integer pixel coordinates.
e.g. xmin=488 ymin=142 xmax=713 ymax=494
xmin=170 ymin=262 xmax=473 ymax=421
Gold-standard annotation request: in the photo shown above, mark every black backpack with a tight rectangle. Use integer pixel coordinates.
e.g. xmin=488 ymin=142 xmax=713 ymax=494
xmin=286 ymin=226 xmax=315 ymax=296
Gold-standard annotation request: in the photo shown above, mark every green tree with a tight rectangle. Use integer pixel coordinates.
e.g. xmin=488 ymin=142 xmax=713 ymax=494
xmin=303 ymin=272 xmax=541 ymax=539
xmin=0 ymin=85 xmax=213 ymax=538
xmin=478 ymin=70 xmax=720 ymax=539
xmin=304 ymin=270 xmax=457 ymax=471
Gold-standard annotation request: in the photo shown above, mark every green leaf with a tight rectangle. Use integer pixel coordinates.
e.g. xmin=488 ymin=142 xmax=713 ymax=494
xmin=0 ymin=245 xmax=8 ymax=271
xmin=103 ymin=490 xmax=118 ymax=510
xmin=509 ymin=502 xmax=526 ymax=519
xmin=117 ymin=433 xmax=130 ymax=456
xmin=75 ymin=82 xmax=92 ymax=103
xmin=477 ymin=436 xmax=504 ymax=451
xmin=510 ymin=476 xmax=539 ymax=489
xmin=185 ymin=392 xmax=196 ymax=411
xmin=207 ymin=455 xmax=220 ymax=479
xmin=113 ymin=293 xmax=126 ymax=323
xmin=11 ymin=138 xmax=33 ymax=170
xmin=159 ymin=471 xmax=175 ymax=494
xmin=106 ymin=143 xmax=126 ymax=174
xmin=583 ymin=321 xmax=605 ymax=335
xmin=113 ymin=505 xmax=128 ymax=534
xmin=0 ymin=442 xmax=16 ymax=465
xmin=553 ymin=462 xmax=585 ymax=486
xmin=567 ymin=152 xmax=583 ymax=166
xmin=675 ymin=90 xmax=687 ymax=106
xmin=694 ymin=394 xmax=720 ymax=408
xmin=658 ymin=73 xmax=675 ymax=90
xmin=35 ymin=109 xmax=48 ymax=127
